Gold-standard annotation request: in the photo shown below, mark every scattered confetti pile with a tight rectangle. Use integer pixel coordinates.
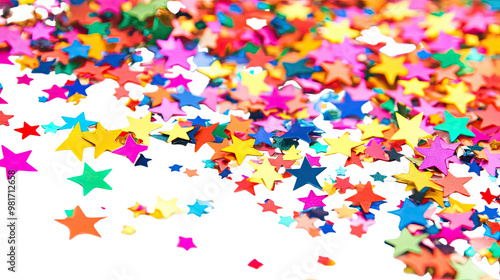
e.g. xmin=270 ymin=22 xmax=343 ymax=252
xmin=2 ymin=0 xmax=500 ymax=278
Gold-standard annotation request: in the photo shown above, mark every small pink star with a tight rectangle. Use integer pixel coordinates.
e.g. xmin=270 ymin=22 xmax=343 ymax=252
xmin=42 ymin=85 xmax=68 ymax=101
xmin=112 ymin=135 xmax=148 ymax=163
xmin=177 ymin=236 xmax=197 ymax=251
xmin=17 ymin=74 xmax=33 ymax=85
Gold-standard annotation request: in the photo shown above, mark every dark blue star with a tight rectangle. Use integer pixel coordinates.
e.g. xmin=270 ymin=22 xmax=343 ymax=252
xmin=319 ymin=222 xmax=336 ymax=234
xmin=169 ymin=164 xmax=183 ymax=172
xmin=480 ymin=206 xmax=500 ymax=219
xmin=134 ymin=154 xmax=151 ymax=167
xmin=219 ymin=168 xmax=232 ymax=179
xmin=171 ymin=87 xmax=206 ymax=109
xmin=286 ymin=157 xmax=326 ymax=190
xmin=64 ymin=79 xmax=91 ymax=97
xmin=150 ymin=74 xmax=169 ymax=86
xmin=389 ymin=199 xmax=431 ymax=230
xmin=188 ymin=116 xmax=209 ymax=127
xmin=96 ymin=53 xmax=127 ymax=67
xmin=307 ymin=207 xmax=329 ymax=220
xmin=249 ymin=127 xmax=275 ymax=145
xmin=59 ymin=112 xmax=97 ymax=132
xmin=467 ymin=160 xmax=481 ymax=176
xmin=368 ymin=201 xmax=386 ymax=211
xmin=32 ymin=58 xmax=55 ymax=74
xmin=281 ymin=121 xmax=315 ymax=143
xmin=333 ymin=93 xmax=366 ymax=119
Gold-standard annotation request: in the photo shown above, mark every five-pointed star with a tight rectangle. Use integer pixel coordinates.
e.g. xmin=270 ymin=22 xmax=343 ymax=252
xmin=434 ymin=111 xmax=475 ymax=142
xmin=369 ymin=53 xmax=408 ymax=84
xmin=221 ymin=135 xmax=263 ymax=165
xmin=197 ymin=60 xmax=232 ymax=79
xmin=248 ymin=157 xmax=283 ymax=190
xmin=0 ymin=145 xmax=37 ymax=176
xmin=385 ymin=228 xmax=428 ymax=257
xmin=56 ymin=123 xmax=94 ymax=161
xmin=55 ymin=206 xmax=105 ymax=239
xmin=334 ymin=204 xmax=358 ymax=219
xmin=391 ymin=112 xmax=430 ymax=148
xmin=357 ymin=119 xmax=390 ymax=140
xmin=122 ymin=112 xmax=162 ymax=145
xmin=324 ymin=133 xmax=363 ymax=157
xmin=440 ymin=82 xmax=476 ymax=114
xmin=398 ymin=78 xmax=429 ymax=97
xmin=286 ymin=157 xmax=326 ymax=190
xmin=320 ymin=19 xmax=359 ymax=43
xmin=345 ymin=182 xmax=385 ymax=213
xmin=155 ymin=197 xmax=184 ymax=219
xmin=82 ymin=123 xmax=122 ymax=158
xmin=241 ymin=70 xmax=271 ymax=96
xmin=68 ymin=163 xmax=112 ymax=196
xmin=394 ymin=162 xmax=442 ymax=192
xmin=160 ymin=123 xmax=194 ymax=143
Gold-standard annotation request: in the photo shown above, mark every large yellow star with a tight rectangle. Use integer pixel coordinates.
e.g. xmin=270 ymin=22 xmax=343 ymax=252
xmin=393 ymin=162 xmax=441 ymax=192
xmin=283 ymin=145 xmax=302 ymax=161
xmin=369 ymin=53 xmax=408 ymax=85
xmin=422 ymin=12 xmax=457 ymax=38
xmin=320 ymin=19 xmax=359 ymax=43
xmin=56 ymin=123 xmax=94 ymax=161
xmin=440 ymin=81 xmax=476 ymax=114
xmin=82 ymin=123 xmax=123 ymax=158
xmin=324 ymin=133 xmax=363 ymax=157
xmin=159 ymin=123 xmax=194 ymax=143
xmin=334 ymin=204 xmax=358 ymax=219
xmin=357 ymin=119 xmax=390 ymax=140
xmin=481 ymin=35 xmax=500 ymax=56
xmin=221 ymin=135 xmax=263 ymax=165
xmin=241 ymin=70 xmax=271 ymax=96
xmin=248 ymin=157 xmax=283 ymax=190
xmin=155 ymin=197 xmax=184 ymax=219
xmin=398 ymin=78 xmax=429 ymax=97
xmin=390 ymin=112 xmax=430 ymax=148
xmin=381 ymin=1 xmax=417 ymax=21
xmin=276 ymin=2 xmax=312 ymax=21
xmin=292 ymin=33 xmax=322 ymax=57
xmin=77 ymin=34 xmax=108 ymax=60
xmin=122 ymin=112 xmax=162 ymax=146
xmin=197 ymin=60 xmax=233 ymax=79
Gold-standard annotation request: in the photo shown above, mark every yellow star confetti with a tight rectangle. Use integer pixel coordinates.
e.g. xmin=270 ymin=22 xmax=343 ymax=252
xmin=324 ymin=133 xmax=363 ymax=157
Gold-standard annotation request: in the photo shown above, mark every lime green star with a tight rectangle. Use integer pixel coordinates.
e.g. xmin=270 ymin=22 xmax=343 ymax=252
xmin=434 ymin=111 xmax=475 ymax=142
xmin=450 ymin=259 xmax=486 ymax=280
xmin=126 ymin=0 xmax=169 ymax=21
xmin=68 ymin=163 xmax=112 ymax=196
xmin=385 ymin=228 xmax=428 ymax=257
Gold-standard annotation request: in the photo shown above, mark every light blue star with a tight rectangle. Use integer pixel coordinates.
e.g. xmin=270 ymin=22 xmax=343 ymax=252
xmin=335 ymin=166 xmax=347 ymax=176
xmin=41 ymin=122 xmax=60 ymax=134
xmin=187 ymin=200 xmax=210 ymax=217
xmin=278 ymin=216 xmax=295 ymax=227
xmin=203 ymin=159 xmax=215 ymax=168
xmin=59 ymin=112 xmax=97 ymax=132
